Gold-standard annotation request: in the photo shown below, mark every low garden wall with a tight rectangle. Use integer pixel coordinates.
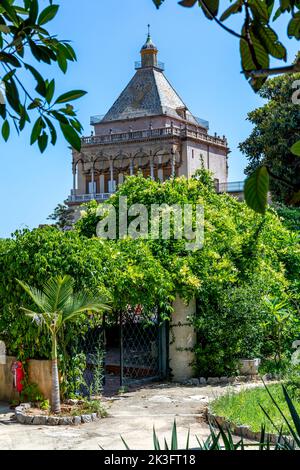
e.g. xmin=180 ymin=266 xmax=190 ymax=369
xmin=0 ymin=356 xmax=19 ymax=402
xmin=0 ymin=356 xmax=52 ymax=402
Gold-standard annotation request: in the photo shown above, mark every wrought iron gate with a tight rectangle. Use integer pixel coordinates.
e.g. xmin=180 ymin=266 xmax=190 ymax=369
xmin=120 ymin=308 xmax=168 ymax=386
xmin=71 ymin=323 xmax=105 ymax=397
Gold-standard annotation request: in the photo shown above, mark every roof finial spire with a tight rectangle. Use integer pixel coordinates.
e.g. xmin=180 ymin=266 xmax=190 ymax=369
xmin=140 ymin=26 xmax=158 ymax=69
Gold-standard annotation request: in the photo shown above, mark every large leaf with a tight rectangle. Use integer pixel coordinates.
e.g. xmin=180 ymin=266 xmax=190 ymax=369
xmin=253 ymin=24 xmax=287 ymax=60
xmin=249 ymin=30 xmax=270 ymax=69
xmin=60 ymin=123 xmax=81 ymax=151
xmin=220 ymin=1 xmax=242 ymax=22
xmin=248 ymin=0 xmax=269 ymax=22
xmin=30 ymin=117 xmax=44 ymax=145
xmin=198 ymin=0 xmax=219 ymax=18
xmin=178 ymin=0 xmax=198 ymax=7
xmin=38 ymin=4 xmax=59 ymax=25
xmin=1 ymin=120 xmax=10 ymax=141
xmin=25 ymin=63 xmax=47 ymax=97
xmin=288 ymin=12 xmax=300 ymax=39
xmin=38 ymin=132 xmax=48 ymax=153
xmin=44 ymin=116 xmax=57 ymax=146
xmin=152 ymin=0 xmax=165 ymax=8
xmin=291 ymin=140 xmax=300 ymax=156
xmin=29 ymin=0 xmax=39 ymax=23
xmin=244 ymin=166 xmax=269 ymax=214
xmin=0 ymin=51 xmax=21 ymax=67
xmin=55 ymin=90 xmax=87 ymax=104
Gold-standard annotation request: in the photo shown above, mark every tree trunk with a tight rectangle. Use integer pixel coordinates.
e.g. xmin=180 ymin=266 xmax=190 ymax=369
xmin=51 ymin=334 xmax=61 ymax=414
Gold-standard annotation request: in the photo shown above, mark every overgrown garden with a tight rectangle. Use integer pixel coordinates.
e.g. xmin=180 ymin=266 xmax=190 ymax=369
xmin=1 ymin=171 xmax=299 ymax=383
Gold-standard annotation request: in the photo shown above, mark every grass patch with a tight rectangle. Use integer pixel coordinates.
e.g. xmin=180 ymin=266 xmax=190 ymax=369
xmin=210 ymin=384 xmax=300 ymax=434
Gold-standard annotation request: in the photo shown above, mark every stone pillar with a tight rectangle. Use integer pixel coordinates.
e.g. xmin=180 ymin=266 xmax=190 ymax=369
xmin=130 ymin=159 xmax=134 ymax=176
xmin=109 ymin=160 xmax=115 ymax=193
xmin=91 ymin=165 xmax=95 ymax=196
xmin=150 ymin=157 xmax=154 ymax=180
xmin=77 ymin=162 xmax=85 ymax=194
xmin=72 ymin=167 xmax=76 ymax=196
xmin=171 ymin=151 xmax=175 ymax=178
xmin=169 ymin=296 xmax=196 ymax=382
xmin=99 ymin=174 xmax=105 ymax=194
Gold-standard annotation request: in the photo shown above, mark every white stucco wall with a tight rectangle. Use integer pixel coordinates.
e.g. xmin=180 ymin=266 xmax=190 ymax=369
xmin=185 ymin=141 xmax=227 ymax=183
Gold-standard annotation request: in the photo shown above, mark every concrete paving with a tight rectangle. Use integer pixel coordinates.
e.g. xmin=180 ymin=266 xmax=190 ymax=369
xmin=0 ymin=382 xmax=260 ymax=450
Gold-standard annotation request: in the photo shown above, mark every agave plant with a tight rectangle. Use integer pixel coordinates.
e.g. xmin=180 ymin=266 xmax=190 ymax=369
xmin=17 ymin=275 xmax=110 ymax=414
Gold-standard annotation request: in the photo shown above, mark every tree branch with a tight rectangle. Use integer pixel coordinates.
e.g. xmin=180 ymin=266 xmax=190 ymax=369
xmin=245 ymin=62 xmax=300 ymax=78
xmin=200 ymin=0 xmax=245 ymax=40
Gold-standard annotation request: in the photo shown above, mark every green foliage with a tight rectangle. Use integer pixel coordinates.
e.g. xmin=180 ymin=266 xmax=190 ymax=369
xmin=240 ymin=72 xmax=300 ymax=206
xmin=1 ymin=174 xmax=300 ymax=378
xmin=291 ymin=140 xmax=300 ymax=156
xmin=0 ymin=224 xmax=174 ymax=360
xmin=274 ymin=204 xmax=300 ymax=231
xmin=0 ymin=1 xmax=86 ymax=151
xmin=153 ymin=1 xmax=300 ymax=88
xmin=0 ymin=228 xmax=109 ymax=359
xmin=20 ymin=382 xmax=44 ymax=404
xmin=47 ymin=203 xmax=75 ymax=230
xmin=194 ymin=283 xmax=270 ymax=376
xmin=90 ymin=345 xmax=105 ymax=397
xmin=18 ymin=274 xmax=109 ymax=413
xmin=153 ymin=1 xmax=300 ymax=213
xmin=59 ymin=352 xmax=86 ymax=400
xmin=75 ymin=200 xmax=100 ymax=238
xmin=262 ymin=296 xmax=299 ymax=364
xmin=244 ymin=165 xmax=269 ymax=214
xmin=78 ymin=399 xmax=107 ymax=418
xmin=39 ymin=399 xmax=50 ymax=411
xmin=285 ymin=364 xmax=300 ymax=400
xmin=259 ymin=356 xmax=290 ymax=377
xmin=210 ymin=383 xmax=300 ymax=434
xmin=75 ymin=173 xmax=300 ymax=376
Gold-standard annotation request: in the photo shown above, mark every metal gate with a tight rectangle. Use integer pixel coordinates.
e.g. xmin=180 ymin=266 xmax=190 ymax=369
xmin=71 ymin=310 xmax=168 ymax=395
xmin=120 ymin=307 xmax=168 ymax=386
xmin=70 ymin=323 xmax=105 ymax=397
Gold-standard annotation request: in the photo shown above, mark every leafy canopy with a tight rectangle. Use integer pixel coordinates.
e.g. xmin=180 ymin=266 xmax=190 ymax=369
xmin=0 ymin=0 xmax=86 ymax=152
xmin=76 ymin=173 xmax=300 ymax=374
xmin=240 ymin=72 xmax=300 ymax=205
xmin=152 ymin=1 xmax=300 ymax=213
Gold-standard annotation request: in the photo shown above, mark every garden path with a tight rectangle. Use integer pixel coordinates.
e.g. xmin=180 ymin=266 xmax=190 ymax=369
xmin=0 ymin=382 xmax=261 ymax=450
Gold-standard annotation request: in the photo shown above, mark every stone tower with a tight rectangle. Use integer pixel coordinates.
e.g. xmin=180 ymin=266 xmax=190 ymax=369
xmin=67 ymin=30 xmax=229 ymax=208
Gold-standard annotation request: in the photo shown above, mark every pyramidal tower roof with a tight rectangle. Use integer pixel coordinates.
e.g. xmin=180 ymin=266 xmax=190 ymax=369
xmin=102 ymin=28 xmax=198 ymax=125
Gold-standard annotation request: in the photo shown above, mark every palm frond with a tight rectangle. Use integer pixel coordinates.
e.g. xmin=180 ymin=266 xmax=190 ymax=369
xmin=16 ymin=279 xmax=47 ymax=312
xmin=43 ymin=275 xmax=75 ymax=312
xmin=62 ymin=292 xmax=110 ymax=323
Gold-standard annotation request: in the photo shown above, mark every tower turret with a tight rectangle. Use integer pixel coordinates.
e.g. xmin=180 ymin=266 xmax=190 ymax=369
xmin=140 ymin=25 xmax=158 ymax=68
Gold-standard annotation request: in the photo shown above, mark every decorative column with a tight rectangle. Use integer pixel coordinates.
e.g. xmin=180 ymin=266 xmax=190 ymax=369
xmin=130 ymin=159 xmax=134 ymax=176
xmin=72 ymin=164 xmax=76 ymax=198
xmin=158 ymin=155 xmax=163 ymax=181
xmin=91 ymin=163 xmax=95 ymax=197
xmin=150 ymin=151 xmax=154 ymax=180
xmin=109 ymin=159 xmax=114 ymax=193
xmin=171 ymin=150 xmax=175 ymax=178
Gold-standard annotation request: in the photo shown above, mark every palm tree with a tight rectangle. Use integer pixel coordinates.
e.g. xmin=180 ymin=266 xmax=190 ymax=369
xmin=17 ymin=275 xmax=110 ymax=414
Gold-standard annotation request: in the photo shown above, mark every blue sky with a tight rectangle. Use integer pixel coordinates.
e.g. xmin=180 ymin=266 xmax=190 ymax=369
xmin=0 ymin=0 xmax=298 ymax=238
